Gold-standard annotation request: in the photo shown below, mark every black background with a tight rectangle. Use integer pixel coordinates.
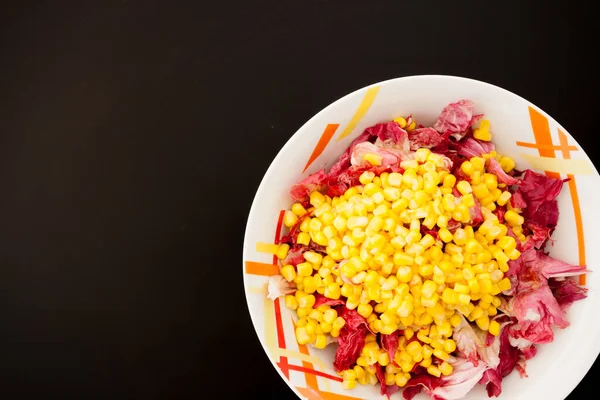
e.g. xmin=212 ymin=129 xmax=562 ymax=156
xmin=0 ymin=1 xmax=597 ymax=399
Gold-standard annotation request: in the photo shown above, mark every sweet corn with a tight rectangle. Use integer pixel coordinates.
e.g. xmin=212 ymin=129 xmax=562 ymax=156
xmin=420 ymin=357 xmax=432 ymax=368
xmin=505 ymin=210 xmax=524 ymax=226
xmin=285 ymin=295 xmax=298 ymax=310
xmin=297 ymin=232 xmax=311 ymax=245
xmin=439 ymin=361 xmax=453 ymax=376
xmin=456 ymin=181 xmax=472 ymax=195
xmin=427 ymin=365 xmax=442 ymax=377
xmin=342 ymin=379 xmax=357 ymax=390
xmin=395 ymin=373 xmax=409 ymax=387
xmin=499 ymin=156 xmax=516 ymax=172
xmin=476 ymin=315 xmax=490 ymax=331
xmin=394 ymin=116 xmax=407 ymax=128
xmin=433 ymin=349 xmax=449 ymax=361
xmin=498 ymin=277 xmax=512 ymax=291
xmin=489 ymin=320 xmax=501 ymax=336
xmin=406 ymin=341 xmax=423 ymax=358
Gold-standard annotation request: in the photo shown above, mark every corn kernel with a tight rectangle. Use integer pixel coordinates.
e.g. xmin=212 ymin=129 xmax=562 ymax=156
xmin=456 ymin=181 xmax=472 ymax=195
xmin=395 ymin=373 xmax=409 ymax=387
xmin=439 ymin=228 xmax=453 ymax=243
xmin=285 ymin=295 xmax=298 ymax=310
xmin=489 ymin=320 xmax=501 ymax=336
xmin=324 ymin=283 xmax=341 ymax=299
xmin=433 ymin=349 xmax=449 ymax=361
xmin=279 ymin=264 xmax=296 ymax=282
xmin=297 ymin=232 xmax=311 ymax=245
xmin=444 ymin=338 xmax=457 ymax=353
xmin=476 ymin=315 xmax=490 ymax=331
xmin=439 ymin=361 xmax=453 ymax=376
xmin=420 ymin=357 xmax=432 ymax=368
xmin=400 ymin=315 xmax=414 ymax=327
xmin=505 ymin=210 xmax=524 ymax=226
xmin=443 ymin=174 xmax=456 ymax=188
xmin=303 ymin=276 xmax=317 ymax=294
xmin=342 ymin=379 xmax=357 ymax=390
xmin=359 ymin=171 xmax=375 ymax=185
xmin=378 ymin=351 xmax=390 ymax=366
xmin=417 ymin=330 xmax=432 ymax=344
xmin=449 ymin=313 xmax=462 ymax=327
xmin=295 ymin=326 xmax=311 ymax=344
xmin=498 ymin=277 xmax=511 ymax=291
xmin=357 ymin=303 xmax=373 ymax=319
xmin=296 ymin=262 xmax=312 ymax=277
xmin=457 ymin=293 xmax=471 ymax=305
xmin=427 ymin=365 xmax=442 ymax=377
xmin=292 ymin=203 xmax=307 ymax=216
xmin=397 ymin=299 xmax=414 ymax=318
xmin=382 ymin=276 xmax=399 ymax=291
xmin=499 ymin=156 xmax=516 ymax=172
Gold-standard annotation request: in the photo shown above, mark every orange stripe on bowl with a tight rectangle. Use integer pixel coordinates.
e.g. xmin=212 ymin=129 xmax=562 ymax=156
xmin=283 ymin=364 xmax=342 ymax=382
xmin=292 ymin=318 xmax=320 ymax=390
xmin=273 ymin=209 xmax=286 ymax=264
xmin=296 ymin=387 xmax=362 ymax=400
xmin=527 ymin=107 xmax=561 ymax=180
xmin=516 ymin=141 xmax=578 ymax=152
xmin=245 ymin=261 xmax=279 ymax=276
xmin=274 ymin=298 xmax=290 ymax=378
xmin=297 ymin=343 xmax=319 ymax=390
xmin=304 ymin=124 xmax=340 ymax=172
xmin=558 ymin=130 xmax=587 ymax=285
xmin=337 ymin=86 xmax=380 ymax=141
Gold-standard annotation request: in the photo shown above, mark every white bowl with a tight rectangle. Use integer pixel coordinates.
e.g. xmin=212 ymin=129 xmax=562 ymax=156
xmin=243 ymin=75 xmax=600 ymax=400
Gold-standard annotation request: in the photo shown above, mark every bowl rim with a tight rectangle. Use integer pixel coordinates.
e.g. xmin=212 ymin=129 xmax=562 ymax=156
xmin=242 ymin=74 xmax=600 ymax=400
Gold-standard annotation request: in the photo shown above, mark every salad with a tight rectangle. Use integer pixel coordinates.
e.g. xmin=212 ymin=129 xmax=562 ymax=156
xmin=264 ymin=100 xmax=588 ymax=399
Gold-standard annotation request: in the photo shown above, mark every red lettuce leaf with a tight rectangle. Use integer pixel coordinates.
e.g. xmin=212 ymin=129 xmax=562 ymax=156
xmin=510 ymin=190 xmax=527 ymax=209
xmin=519 ymin=170 xmax=567 ymax=228
xmin=381 ymin=332 xmax=400 ymax=367
xmin=497 ymin=324 xmax=520 ymax=378
xmin=402 ymin=373 xmax=443 ymax=400
xmin=505 ymin=249 xmax=587 ymax=344
xmin=522 ymin=221 xmax=553 ymax=250
xmin=432 ymin=100 xmax=483 ymax=140
xmin=469 ymin=196 xmax=484 ymax=226
xmin=408 ymin=127 xmax=446 ymax=150
xmin=521 ymin=345 xmax=537 ymax=360
xmin=451 ymin=137 xmax=495 ymax=158
xmin=447 ymin=218 xmax=462 ymax=233
xmin=375 ymin=363 xmax=387 ymax=395
xmin=280 ymin=246 xmax=306 ymax=266
xmin=350 ymin=142 xmax=404 ymax=168
xmin=289 ymin=169 xmax=328 ymax=202
xmin=333 ymin=308 xmax=369 ymax=372
xmin=479 ymin=368 xmax=502 ymax=397
xmin=486 ymin=157 xmax=521 ymax=185
xmin=493 ymin=205 xmax=506 ymax=224
xmin=550 ymin=278 xmax=588 ymax=310
xmin=313 ymin=293 xmax=345 ymax=308
xmin=280 ymin=243 xmax=326 ymax=266
xmin=431 ymin=357 xmax=488 ymax=400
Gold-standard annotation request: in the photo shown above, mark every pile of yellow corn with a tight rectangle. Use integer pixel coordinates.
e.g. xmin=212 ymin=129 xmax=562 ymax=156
xmin=269 ymin=120 xmax=524 ymax=389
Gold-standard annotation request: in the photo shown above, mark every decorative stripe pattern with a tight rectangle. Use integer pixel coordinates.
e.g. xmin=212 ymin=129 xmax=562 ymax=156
xmin=245 ymin=261 xmax=279 ymax=276
xmin=336 ymin=86 xmax=380 ymax=141
xmin=304 ymin=124 xmax=340 ymax=172
xmin=520 ymin=107 xmax=587 ymax=285
xmin=519 ymin=154 xmax=593 ymax=175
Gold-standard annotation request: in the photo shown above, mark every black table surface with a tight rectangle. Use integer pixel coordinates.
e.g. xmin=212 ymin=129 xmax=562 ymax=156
xmin=0 ymin=1 xmax=597 ymax=399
